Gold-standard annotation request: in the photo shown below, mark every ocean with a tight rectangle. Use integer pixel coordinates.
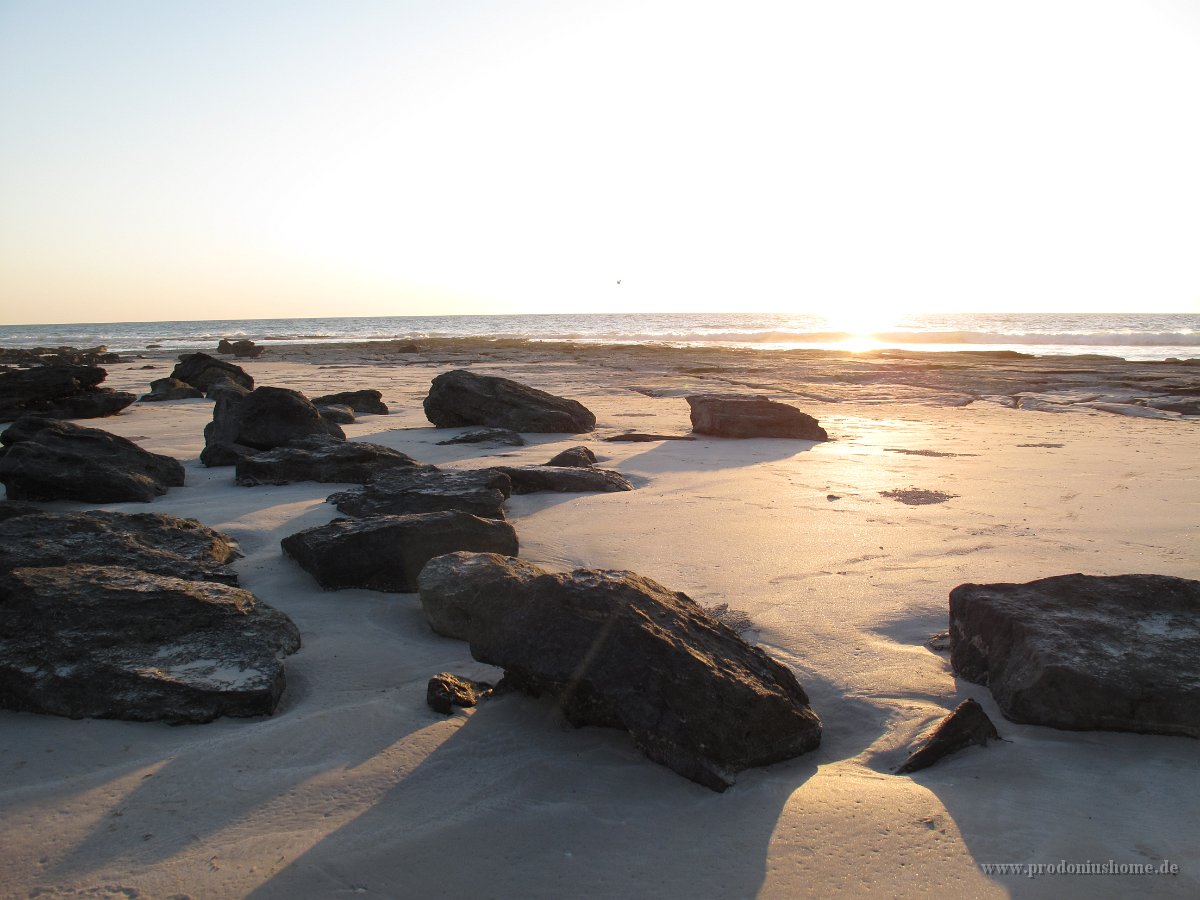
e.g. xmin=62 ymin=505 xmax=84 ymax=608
xmin=0 ymin=312 xmax=1197 ymax=361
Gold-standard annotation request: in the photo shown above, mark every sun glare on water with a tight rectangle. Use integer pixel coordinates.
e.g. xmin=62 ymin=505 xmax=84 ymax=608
xmin=823 ymin=310 xmax=897 ymax=353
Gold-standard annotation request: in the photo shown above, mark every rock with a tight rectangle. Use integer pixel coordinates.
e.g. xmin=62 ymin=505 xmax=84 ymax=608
xmin=202 ymin=386 xmax=345 ymax=467
xmin=310 ymin=390 xmax=389 ymax=415
xmin=317 ymin=404 xmax=356 ymax=425
xmin=427 ymin=673 xmax=493 ymax=714
xmin=881 ymin=488 xmax=957 ymax=506
xmin=436 ymin=427 xmax=526 ymax=446
xmin=0 ymin=564 xmax=300 ymax=723
xmin=488 ymin=464 xmax=633 ymax=494
xmin=0 ymin=364 xmax=135 ymax=422
xmin=205 ymin=378 xmax=251 ymax=401
xmin=199 ymin=441 xmax=258 ymax=468
xmin=424 ymin=369 xmax=596 ymax=433
xmin=686 ymin=394 xmax=828 ymax=440
xmin=0 ymin=417 xmax=185 ymax=503
xmin=895 ymin=699 xmax=1001 ymax=774
xmin=235 ymin=435 xmax=429 ymax=486
xmin=171 ymin=353 xmax=254 ymax=392
xmin=544 ymin=446 xmax=597 ymax=467
xmin=139 ymin=377 xmax=204 ymax=402
xmin=419 ymin=552 xmax=545 ymax=640
xmin=603 ymin=433 xmax=696 ymax=442
xmin=281 ymin=511 xmax=519 ymax=593
xmin=416 ymin=553 xmax=821 ymax=791
xmin=949 ymin=573 xmax=1200 ymax=737
xmin=217 ymin=339 xmax=264 ymax=358
xmin=0 ymin=346 xmax=119 ymax=367
xmin=0 ymin=508 xmax=241 ymax=585
xmin=329 ymin=467 xmax=509 ymax=519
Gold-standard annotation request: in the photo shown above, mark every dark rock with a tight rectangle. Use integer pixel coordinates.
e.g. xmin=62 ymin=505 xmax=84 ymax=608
xmin=139 ymin=377 xmax=204 ymax=402
xmin=236 ymin=435 xmax=429 ymax=486
xmin=544 ymin=446 xmax=597 ymax=467
xmin=0 ymin=509 xmax=241 ymax=585
xmin=202 ymin=387 xmax=344 ymax=467
xmin=310 ymin=390 xmax=389 ymax=415
xmin=419 ymin=552 xmax=544 ymax=640
xmin=217 ymin=339 xmax=264 ymax=358
xmin=317 ymin=404 xmax=356 ymax=425
xmin=205 ymin=378 xmax=251 ymax=401
xmin=0 ymin=564 xmax=300 ymax=723
xmin=281 ymin=511 xmax=519 ymax=593
xmin=416 ymin=552 xmax=821 ymax=791
xmin=895 ymin=699 xmax=1001 ymax=774
xmin=199 ymin=441 xmax=258 ymax=467
xmin=603 ymin=433 xmax=696 ymax=442
xmin=436 ymin=427 xmax=525 ymax=447
xmin=881 ymin=488 xmax=957 ymax=505
xmin=686 ymin=394 xmax=829 ymax=440
xmin=0 ymin=365 xmax=135 ymax=422
xmin=0 ymin=346 xmax=119 ymax=367
xmin=329 ymin=467 xmax=509 ymax=519
xmin=489 ymin=464 xmax=633 ymax=494
xmin=171 ymin=353 xmax=254 ymax=392
xmin=424 ymin=369 xmax=596 ymax=433
xmin=949 ymin=573 xmax=1200 ymax=737
xmin=0 ymin=418 xmax=185 ymax=503
xmin=427 ymin=673 xmax=493 ymax=714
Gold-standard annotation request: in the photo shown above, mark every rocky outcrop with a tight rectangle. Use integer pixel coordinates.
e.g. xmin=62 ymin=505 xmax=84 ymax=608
xmin=0 ymin=564 xmax=300 ymax=723
xmin=0 ymin=508 xmax=241 ymax=585
xmin=424 ymin=370 xmax=596 ymax=433
xmin=310 ymin=390 xmax=389 ymax=416
xmin=416 ymin=552 xmax=822 ymax=790
xmin=282 ymin=512 xmax=519 ymax=593
xmin=0 ymin=365 xmax=135 ymax=422
xmin=686 ymin=394 xmax=828 ymax=440
xmin=217 ymin=339 xmax=264 ymax=358
xmin=488 ymin=464 xmax=633 ymax=494
xmin=0 ymin=418 xmax=185 ymax=502
xmin=329 ymin=467 xmax=510 ymax=519
xmin=205 ymin=378 xmax=251 ymax=401
xmin=202 ymin=386 xmax=345 ymax=467
xmin=949 ymin=574 xmax=1200 ymax=737
xmin=139 ymin=377 xmax=204 ymax=402
xmin=427 ymin=673 xmax=493 ymax=714
xmin=0 ymin=346 xmax=119 ymax=367
xmin=316 ymin=405 xmax=356 ymax=425
xmin=171 ymin=353 xmax=254 ymax=393
xmin=436 ymin=427 xmax=526 ymax=446
xmin=545 ymin=446 xmax=597 ymax=467
xmin=895 ymin=699 xmax=1001 ymax=774
xmin=235 ymin=435 xmax=428 ymax=486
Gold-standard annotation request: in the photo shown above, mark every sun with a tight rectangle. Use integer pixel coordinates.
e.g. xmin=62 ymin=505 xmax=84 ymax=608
xmin=821 ymin=309 xmax=898 ymax=353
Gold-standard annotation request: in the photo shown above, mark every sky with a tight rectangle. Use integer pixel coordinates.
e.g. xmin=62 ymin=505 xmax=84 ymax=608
xmin=1 ymin=0 xmax=1199 ymax=325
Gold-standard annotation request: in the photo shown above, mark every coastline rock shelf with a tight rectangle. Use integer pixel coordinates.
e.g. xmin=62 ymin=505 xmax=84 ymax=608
xmin=949 ymin=573 xmax=1200 ymax=737
xmin=417 ymin=552 xmax=822 ymax=791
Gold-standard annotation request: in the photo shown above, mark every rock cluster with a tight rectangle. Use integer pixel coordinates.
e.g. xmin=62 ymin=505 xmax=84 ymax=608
xmin=0 ymin=365 xmax=135 ymax=422
xmin=217 ymin=338 xmax=265 ymax=357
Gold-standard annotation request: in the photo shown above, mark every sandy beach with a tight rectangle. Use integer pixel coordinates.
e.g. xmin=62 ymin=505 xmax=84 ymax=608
xmin=1 ymin=340 xmax=1197 ymax=899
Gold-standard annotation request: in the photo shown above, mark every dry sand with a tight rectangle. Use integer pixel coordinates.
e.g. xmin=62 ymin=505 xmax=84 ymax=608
xmin=1 ymin=341 xmax=1197 ymax=899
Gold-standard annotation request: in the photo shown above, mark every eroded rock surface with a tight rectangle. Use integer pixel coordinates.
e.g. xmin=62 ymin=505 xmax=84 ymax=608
xmin=687 ymin=394 xmax=828 ymax=440
xmin=329 ymin=467 xmax=509 ymax=519
xmin=202 ymin=386 xmax=345 ymax=467
xmin=488 ymin=464 xmax=632 ymax=494
xmin=171 ymin=353 xmax=254 ymax=392
xmin=0 ymin=365 xmax=135 ymax=422
xmin=424 ymin=369 xmax=596 ymax=433
xmin=236 ymin=435 xmax=425 ymax=486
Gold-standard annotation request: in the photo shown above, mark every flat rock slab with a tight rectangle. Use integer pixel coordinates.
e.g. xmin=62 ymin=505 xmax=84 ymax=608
xmin=950 ymin=573 xmax=1200 ymax=737
xmin=329 ymin=467 xmax=511 ymax=519
xmin=417 ymin=552 xmax=822 ymax=791
xmin=171 ymin=353 xmax=254 ymax=392
xmin=235 ymin=435 xmax=429 ymax=486
xmin=488 ymin=464 xmax=633 ymax=494
xmin=424 ymin=369 xmax=596 ymax=433
xmin=0 ymin=507 xmax=241 ymax=585
xmin=0 ymin=417 xmax=185 ymax=503
xmin=0 ymin=364 xmax=135 ymax=422
xmin=311 ymin=390 xmax=388 ymax=415
xmin=687 ymin=394 xmax=829 ymax=440
xmin=0 ymin=564 xmax=300 ymax=723
xmin=282 ymin=511 xmax=519 ymax=593
xmin=436 ymin=427 xmax=526 ymax=446
xmin=603 ymin=433 xmax=697 ymax=442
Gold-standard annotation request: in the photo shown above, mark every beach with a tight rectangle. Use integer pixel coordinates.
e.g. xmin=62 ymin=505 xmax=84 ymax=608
xmin=1 ymin=340 xmax=1197 ymax=899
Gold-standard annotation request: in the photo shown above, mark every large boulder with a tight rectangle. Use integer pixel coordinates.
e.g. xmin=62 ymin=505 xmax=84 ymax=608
xmin=488 ymin=464 xmax=633 ymax=494
xmin=950 ymin=574 xmax=1200 ymax=737
xmin=686 ymin=394 xmax=829 ymax=440
xmin=202 ymin=386 xmax=345 ymax=467
xmin=235 ymin=435 xmax=429 ymax=486
xmin=0 ymin=508 xmax=240 ymax=585
xmin=310 ymin=390 xmax=389 ymax=415
xmin=282 ymin=511 xmax=518 ymax=593
xmin=423 ymin=370 xmax=596 ymax=433
xmin=329 ymin=467 xmax=510 ymax=519
xmin=0 ymin=418 xmax=185 ymax=503
xmin=139 ymin=377 xmax=204 ymax=402
xmin=0 ymin=365 xmax=135 ymax=422
xmin=416 ymin=552 xmax=822 ymax=790
xmin=171 ymin=353 xmax=254 ymax=392
xmin=0 ymin=564 xmax=300 ymax=723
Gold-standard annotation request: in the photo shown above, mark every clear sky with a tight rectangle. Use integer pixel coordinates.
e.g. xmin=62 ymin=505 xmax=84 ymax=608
xmin=1 ymin=0 xmax=1198 ymax=325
